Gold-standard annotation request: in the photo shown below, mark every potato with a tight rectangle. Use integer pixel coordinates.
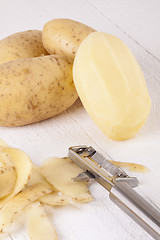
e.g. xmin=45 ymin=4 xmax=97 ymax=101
xmin=0 ymin=184 xmax=52 ymax=233
xmin=0 ymin=30 xmax=48 ymax=65
xmin=73 ymin=32 xmax=151 ymax=140
xmin=0 ymin=139 xmax=8 ymax=147
xmin=42 ymin=19 xmax=95 ymax=63
xmin=27 ymin=202 xmax=58 ymax=240
xmin=40 ymin=157 xmax=93 ymax=202
xmin=0 ymin=55 xmax=78 ymax=126
xmin=0 ymin=166 xmax=16 ymax=199
xmin=0 ymin=148 xmax=32 ymax=208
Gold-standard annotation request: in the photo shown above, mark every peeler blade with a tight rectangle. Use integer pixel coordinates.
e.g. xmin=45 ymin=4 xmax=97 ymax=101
xmin=68 ymin=145 xmax=138 ymax=189
xmin=72 ymin=171 xmax=95 ymax=182
xmin=68 ymin=145 xmax=160 ymax=240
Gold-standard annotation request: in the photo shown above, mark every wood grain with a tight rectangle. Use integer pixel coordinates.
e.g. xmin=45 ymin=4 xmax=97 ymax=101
xmin=88 ymin=0 xmax=160 ymax=61
xmin=0 ymin=0 xmax=159 ymax=239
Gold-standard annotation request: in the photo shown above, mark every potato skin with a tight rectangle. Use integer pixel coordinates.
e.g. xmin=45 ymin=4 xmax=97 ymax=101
xmin=42 ymin=19 xmax=95 ymax=63
xmin=0 ymin=55 xmax=78 ymax=126
xmin=0 ymin=30 xmax=48 ymax=65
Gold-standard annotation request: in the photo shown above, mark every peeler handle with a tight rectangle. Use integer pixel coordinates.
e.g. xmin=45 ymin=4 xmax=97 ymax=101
xmin=109 ymin=182 xmax=160 ymax=240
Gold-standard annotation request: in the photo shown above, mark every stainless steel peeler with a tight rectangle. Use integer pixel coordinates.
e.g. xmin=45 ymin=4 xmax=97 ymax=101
xmin=68 ymin=145 xmax=160 ymax=240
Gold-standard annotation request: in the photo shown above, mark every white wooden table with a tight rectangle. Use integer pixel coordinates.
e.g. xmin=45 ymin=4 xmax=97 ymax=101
xmin=0 ymin=1 xmax=160 ymax=239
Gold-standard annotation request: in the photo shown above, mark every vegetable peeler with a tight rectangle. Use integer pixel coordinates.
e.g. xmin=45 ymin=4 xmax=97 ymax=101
xmin=68 ymin=145 xmax=160 ymax=240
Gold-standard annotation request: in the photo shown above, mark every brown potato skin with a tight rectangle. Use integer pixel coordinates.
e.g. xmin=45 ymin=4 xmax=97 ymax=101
xmin=42 ymin=19 xmax=95 ymax=63
xmin=0 ymin=55 xmax=78 ymax=126
xmin=0 ymin=30 xmax=48 ymax=65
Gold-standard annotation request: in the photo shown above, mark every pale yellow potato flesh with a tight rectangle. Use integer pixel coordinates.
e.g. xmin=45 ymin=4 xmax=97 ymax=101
xmin=0 ymin=30 xmax=48 ymax=65
xmin=0 ymin=184 xmax=52 ymax=233
xmin=73 ymin=32 xmax=151 ymax=140
xmin=42 ymin=19 xmax=95 ymax=63
xmin=40 ymin=157 xmax=93 ymax=202
xmin=0 ymin=139 xmax=8 ymax=147
xmin=27 ymin=202 xmax=58 ymax=240
xmin=0 ymin=148 xmax=32 ymax=208
xmin=0 ymin=55 xmax=78 ymax=126
xmin=39 ymin=192 xmax=69 ymax=206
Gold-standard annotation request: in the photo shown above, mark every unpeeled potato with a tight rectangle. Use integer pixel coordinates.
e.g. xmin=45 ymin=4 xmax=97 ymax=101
xmin=0 ymin=55 xmax=78 ymax=126
xmin=0 ymin=30 xmax=48 ymax=65
xmin=42 ymin=19 xmax=95 ymax=63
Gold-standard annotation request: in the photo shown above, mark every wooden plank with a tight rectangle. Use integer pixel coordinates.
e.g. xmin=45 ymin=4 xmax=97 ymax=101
xmin=57 ymin=0 xmax=160 ymax=207
xmin=88 ymin=0 xmax=160 ymax=60
xmin=0 ymin=0 xmax=159 ymax=239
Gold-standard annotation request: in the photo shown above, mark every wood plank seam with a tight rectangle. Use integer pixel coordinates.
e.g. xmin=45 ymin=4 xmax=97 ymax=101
xmin=65 ymin=110 xmax=160 ymax=209
xmin=87 ymin=0 xmax=160 ymax=63
xmin=65 ymin=109 xmax=116 ymax=160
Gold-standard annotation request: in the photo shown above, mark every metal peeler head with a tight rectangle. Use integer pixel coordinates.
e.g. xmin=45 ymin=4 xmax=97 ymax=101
xmin=68 ymin=145 xmax=138 ymax=191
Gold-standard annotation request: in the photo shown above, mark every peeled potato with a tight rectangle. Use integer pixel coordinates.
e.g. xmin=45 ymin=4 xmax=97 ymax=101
xmin=40 ymin=157 xmax=93 ymax=202
xmin=73 ymin=32 xmax=151 ymax=140
xmin=39 ymin=192 xmax=69 ymax=206
xmin=0 ymin=139 xmax=8 ymax=147
xmin=42 ymin=19 xmax=95 ymax=63
xmin=0 ymin=30 xmax=48 ymax=65
xmin=0 ymin=148 xmax=32 ymax=208
xmin=0 ymin=183 xmax=52 ymax=233
xmin=27 ymin=202 xmax=58 ymax=240
xmin=0 ymin=55 xmax=78 ymax=126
